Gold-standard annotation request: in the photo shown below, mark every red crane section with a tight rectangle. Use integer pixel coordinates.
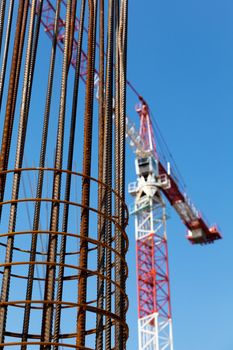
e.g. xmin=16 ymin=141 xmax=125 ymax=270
xmin=158 ymin=162 xmax=221 ymax=244
xmin=136 ymin=98 xmax=222 ymax=245
xmin=40 ymin=0 xmax=89 ymax=80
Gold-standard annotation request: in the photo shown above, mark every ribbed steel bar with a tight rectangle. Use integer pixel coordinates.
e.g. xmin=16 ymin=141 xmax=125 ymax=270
xmin=121 ymin=0 xmax=128 ymax=343
xmin=21 ymin=1 xmax=61 ymax=348
xmin=0 ymin=0 xmax=6 ymax=56
xmin=40 ymin=1 xmax=73 ymax=348
xmin=95 ymin=0 xmax=105 ymax=347
xmin=114 ymin=0 xmax=121 ymax=345
xmin=0 ymin=0 xmax=38 ymax=345
xmin=53 ymin=0 xmax=84 ymax=347
xmin=5 ymin=0 xmax=29 ymax=168
xmin=0 ymin=0 xmax=129 ymax=348
xmin=103 ymin=0 xmax=115 ymax=348
xmin=115 ymin=0 xmax=128 ymax=348
xmin=76 ymin=0 xmax=98 ymax=346
xmin=20 ymin=0 xmax=45 ymax=151
xmin=2 ymin=1 xmax=31 ymax=218
xmin=0 ymin=0 xmax=28 ymax=220
xmin=0 ymin=0 xmax=14 ymax=111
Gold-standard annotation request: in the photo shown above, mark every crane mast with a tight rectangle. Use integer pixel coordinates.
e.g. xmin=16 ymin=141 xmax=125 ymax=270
xmin=128 ymin=99 xmax=221 ymax=350
xmin=129 ymin=101 xmax=173 ymax=350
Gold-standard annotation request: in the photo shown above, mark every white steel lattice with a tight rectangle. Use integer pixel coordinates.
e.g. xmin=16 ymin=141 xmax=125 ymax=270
xmin=133 ymin=193 xmax=174 ymax=350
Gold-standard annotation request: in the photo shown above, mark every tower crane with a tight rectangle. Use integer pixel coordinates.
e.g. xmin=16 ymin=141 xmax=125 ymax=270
xmin=128 ymin=98 xmax=221 ymax=350
xmin=37 ymin=2 xmax=222 ymax=349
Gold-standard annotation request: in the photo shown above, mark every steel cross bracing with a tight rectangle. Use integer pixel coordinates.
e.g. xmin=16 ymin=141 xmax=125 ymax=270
xmin=132 ymin=195 xmax=173 ymax=350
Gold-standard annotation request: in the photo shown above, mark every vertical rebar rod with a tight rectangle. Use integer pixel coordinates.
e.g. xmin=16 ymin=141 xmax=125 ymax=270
xmin=0 ymin=0 xmax=28 ymax=220
xmin=21 ymin=1 xmax=61 ymax=348
xmin=76 ymin=0 xmax=98 ymax=346
xmin=67 ymin=0 xmax=77 ymax=66
xmin=40 ymin=1 xmax=73 ymax=348
xmin=115 ymin=0 xmax=128 ymax=348
xmin=0 ymin=0 xmax=6 ymax=56
xmin=0 ymin=1 xmax=31 ymax=226
xmin=3 ymin=0 xmax=30 ymax=185
xmin=0 ymin=0 xmax=14 ymax=111
xmin=95 ymin=0 xmax=105 ymax=347
xmin=0 ymin=0 xmax=129 ymax=347
xmin=120 ymin=0 xmax=128 ymax=345
xmin=20 ymin=0 xmax=44 ymax=166
xmin=114 ymin=0 xmax=121 ymax=345
xmin=0 ymin=0 xmax=38 ymax=344
xmin=104 ymin=0 xmax=115 ymax=348
xmin=53 ymin=0 xmax=85 ymax=347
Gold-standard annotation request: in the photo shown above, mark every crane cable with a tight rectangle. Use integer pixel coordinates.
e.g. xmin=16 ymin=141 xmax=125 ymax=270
xmin=150 ymin=111 xmax=187 ymax=191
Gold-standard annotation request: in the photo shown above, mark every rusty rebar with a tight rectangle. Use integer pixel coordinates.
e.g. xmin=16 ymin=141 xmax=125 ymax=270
xmin=0 ymin=0 xmax=14 ymax=111
xmin=21 ymin=1 xmax=61 ymax=348
xmin=0 ymin=1 xmax=129 ymax=348
xmin=114 ymin=0 xmax=121 ymax=346
xmin=103 ymin=0 xmax=115 ymax=348
xmin=115 ymin=1 xmax=128 ymax=348
xmin=0 ymin=0 xmax=28 ymax=220
xmin=0 ymin=0 xmax=6 ymax=56
xmin=40 ymin=1 xmax=73 ymax=348
xmin=95 ymin=0 xmax=105 ymax=347
xmin=0 ymin=165 xmax=129 ymax=348
xmin=53 ymin=0 xmax=84 ymax=347
xmin=76 ymin=0 xmax=98 ymax=346
xmin=0 ymin=0 xmax=37 ymax=345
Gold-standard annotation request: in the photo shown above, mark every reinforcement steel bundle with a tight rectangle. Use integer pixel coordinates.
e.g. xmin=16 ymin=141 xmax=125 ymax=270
xmin=0 ymin=1 xmax=128 ymax=349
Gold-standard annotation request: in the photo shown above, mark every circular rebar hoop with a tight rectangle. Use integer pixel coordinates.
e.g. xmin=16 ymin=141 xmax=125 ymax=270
xmin=0 ymin=168 xmax=129 ymax=349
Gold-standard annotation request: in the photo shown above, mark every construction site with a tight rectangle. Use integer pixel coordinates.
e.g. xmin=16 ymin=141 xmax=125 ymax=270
xmin=0 ymin=1 xmax=231 ymax=349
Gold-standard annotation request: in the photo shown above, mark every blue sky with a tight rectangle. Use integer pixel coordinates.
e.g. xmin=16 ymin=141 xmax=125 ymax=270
xmin=125 ymin=0 xmax=233 ymax=349
xmin=0 ymin=1 xmax=232 ymax=349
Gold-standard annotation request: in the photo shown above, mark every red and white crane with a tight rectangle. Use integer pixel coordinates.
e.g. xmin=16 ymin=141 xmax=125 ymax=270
xmin=128 ymin=99 xmax=173 ymax=350
xmin=128 ymin=98 xmax=221 ymax=350
xmin=38 ymin=2 xmax=222 ymax=349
